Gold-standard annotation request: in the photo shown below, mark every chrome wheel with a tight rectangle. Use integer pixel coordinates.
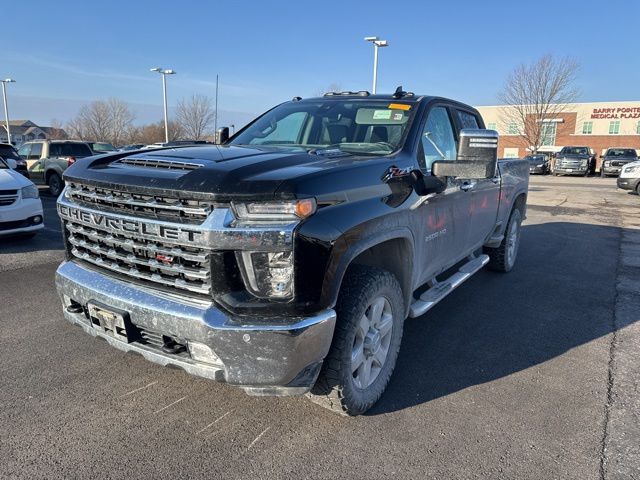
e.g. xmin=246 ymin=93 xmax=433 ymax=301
xmin=505 ymin=215 xmax=521 ymax=268
xmin=351 ymin=296 xmax=393 ymax=389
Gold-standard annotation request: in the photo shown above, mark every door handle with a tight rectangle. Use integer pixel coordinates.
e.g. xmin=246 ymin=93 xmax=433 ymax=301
xmin=491 ymin=176 xmax=500 ymax=184
xmin=460 ymin=182 xmax=475 ymax=192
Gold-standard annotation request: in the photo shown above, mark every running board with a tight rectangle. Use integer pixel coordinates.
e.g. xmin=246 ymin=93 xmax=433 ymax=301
xmin=409 ymin=254 xmax=490 ymax=318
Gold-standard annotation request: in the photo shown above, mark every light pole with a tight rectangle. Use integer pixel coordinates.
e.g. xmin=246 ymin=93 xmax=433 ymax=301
xmin=1 ymin=79 xmax=16 ymax=144
xmin=150 ymin=67 xmax=176 ymax=143
xmin=364 ymin=37 xmax=388 ymax=94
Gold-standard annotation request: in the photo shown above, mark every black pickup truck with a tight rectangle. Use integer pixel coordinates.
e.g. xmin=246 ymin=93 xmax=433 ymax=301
xmin=55 ymin=90 xmax=529 ymax=415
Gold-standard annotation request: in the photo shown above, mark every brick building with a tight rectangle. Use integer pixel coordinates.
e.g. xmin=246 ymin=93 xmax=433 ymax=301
xmin=475 ymin=101 xmax=640 ymax=166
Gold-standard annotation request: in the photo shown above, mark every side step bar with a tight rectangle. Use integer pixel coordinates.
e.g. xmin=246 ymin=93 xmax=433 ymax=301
xmin=409 ymin=254 xmax=490 ymax=318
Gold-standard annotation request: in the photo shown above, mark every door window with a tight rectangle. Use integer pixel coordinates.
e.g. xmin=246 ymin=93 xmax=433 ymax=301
xmin=17 ymin=144 xmax=31 ymax=159
xmin=28 ymin=143 xmax=43 ymax=160
xmin=420 ymin=107 xmax=457 ymax=171
xmin=456 ymin=110 xmax=480 ymax=129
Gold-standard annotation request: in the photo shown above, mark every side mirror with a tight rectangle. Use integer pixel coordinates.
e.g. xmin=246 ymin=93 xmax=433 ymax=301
xmin=4 ymin=157 xmax=17 ymax=169
xmin=216 ymin=127 xmax=230 ymax=144
xmin=432 ymin=128 xmax=498 ymax=179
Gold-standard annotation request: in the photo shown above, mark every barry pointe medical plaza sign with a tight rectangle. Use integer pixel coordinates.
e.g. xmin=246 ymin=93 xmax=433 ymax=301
xmin=591 ymin=106 xmax=640 ymax=119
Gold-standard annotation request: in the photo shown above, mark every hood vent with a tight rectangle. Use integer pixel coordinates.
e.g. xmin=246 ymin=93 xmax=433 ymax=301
xmin=118 ymin=157 xmax=202 ymax=171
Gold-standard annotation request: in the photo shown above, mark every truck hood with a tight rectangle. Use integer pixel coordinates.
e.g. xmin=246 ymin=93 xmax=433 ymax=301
xmin=62 ymin=145 xmax=392 ymax=201
xmin=0 ymin=167 xmax=33 ymax=189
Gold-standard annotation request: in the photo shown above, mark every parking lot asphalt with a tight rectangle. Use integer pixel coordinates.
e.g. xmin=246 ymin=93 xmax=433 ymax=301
xmin=1 ymin=177 xmax=639 ymax=479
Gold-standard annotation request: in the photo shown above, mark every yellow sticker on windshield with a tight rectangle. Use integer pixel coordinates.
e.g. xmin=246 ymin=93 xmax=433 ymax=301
xmin=388 ymin=103 xmax=411 ymax=110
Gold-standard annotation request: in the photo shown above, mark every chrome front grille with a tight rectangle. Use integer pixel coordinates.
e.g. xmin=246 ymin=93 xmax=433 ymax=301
xmin=64 ymin=220 xmax=212 ymax=296
xmin=66 ymin=182 xmax=212 ymax=224
xmin=0 ymin=189 xmax=18 ymax=206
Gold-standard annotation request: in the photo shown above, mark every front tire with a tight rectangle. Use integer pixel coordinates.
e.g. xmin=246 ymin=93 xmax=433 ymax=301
xmin=47 ymin=173 xmax=63 ymax=196
xmin=308 ymin=265 xmax=405 ymax=416
xmin=485 ymin=208 xmax=523 ymax=273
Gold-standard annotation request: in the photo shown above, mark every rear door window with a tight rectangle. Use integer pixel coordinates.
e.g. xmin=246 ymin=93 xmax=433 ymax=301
xmin=28 ymin=143 xmax=43 ymax=160
xmin=456 ymin=110 xmax=480 ymax=130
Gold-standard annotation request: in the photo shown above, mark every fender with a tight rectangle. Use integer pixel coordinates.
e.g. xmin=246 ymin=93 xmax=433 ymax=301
xmin=320 ymin=226 xmax=415 ymax=312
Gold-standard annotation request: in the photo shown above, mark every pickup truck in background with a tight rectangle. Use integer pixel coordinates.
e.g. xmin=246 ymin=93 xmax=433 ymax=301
xmin=55 ymin=90 xmax=529 ymax=415
xmin=18 ymin=140 xmax=94 ymax=196
xmin=600 ymin=148 xmax=638 ymax=177
xmin=553 ymin=146 xmax=594 ymax=176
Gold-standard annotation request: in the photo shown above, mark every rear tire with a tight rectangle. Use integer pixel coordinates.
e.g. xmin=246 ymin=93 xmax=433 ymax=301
xmin=485 ymin=208 xmax=523 ymax=273
xmin=47 ymin=173 xmax=63 ymax=197
xmin=308 ymin=265 xmax=405 ymax=416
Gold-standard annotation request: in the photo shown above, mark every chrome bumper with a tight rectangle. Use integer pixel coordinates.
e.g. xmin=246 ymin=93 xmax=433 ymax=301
xmin=55 ymin=261 xmax=336 ymax=395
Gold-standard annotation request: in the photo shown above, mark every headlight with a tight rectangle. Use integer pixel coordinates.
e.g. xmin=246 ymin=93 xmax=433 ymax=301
xmin=232 ymin=199 xmax=316 ymax=223
xmin=604 ymin=161 xmax=610 ymax=167
xmin=237 ymin=251 xmax=294 ymax=299
xmin=624 ymin=166 xmax=639 ymax=174
xmin=537 ymin=164 xmax=544 ymax=167
xmin=21 ymin=184 xmax=39 ymax=199
xmin=581 ymin=160 xmax=588 ymax=166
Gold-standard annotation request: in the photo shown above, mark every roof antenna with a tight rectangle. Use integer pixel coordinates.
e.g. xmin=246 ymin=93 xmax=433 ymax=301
xmin=393 ymin=86 xmax=406 ymax=98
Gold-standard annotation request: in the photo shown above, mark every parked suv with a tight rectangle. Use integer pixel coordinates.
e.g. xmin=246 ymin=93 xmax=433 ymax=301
xmin=617 ymin=161 xmax=640 ymax=194
xmin=87 ymin=142 xmax=118 ymax=154
xmin=553 ymin=146 xmax=593 ymax=176
xmin=17 ymin=140 xmax=94 ymax=195
xmin=600 ymin=148 xmax=638 ymax=177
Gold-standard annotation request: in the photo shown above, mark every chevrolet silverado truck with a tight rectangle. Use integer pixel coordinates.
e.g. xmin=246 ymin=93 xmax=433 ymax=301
xmin=55 ymin=90 xmax=529 ymax=415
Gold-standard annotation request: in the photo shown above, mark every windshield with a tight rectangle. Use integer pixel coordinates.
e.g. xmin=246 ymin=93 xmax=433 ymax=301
xmin=606 ymin=148 xmax=637 ymax=157
xmin=561 ymin=147 xmax=589 ymax=155
xmin=525 ymin=155 xmax=545 ymax=163
xmin=230 ymin=100 xmax=416 ymax=156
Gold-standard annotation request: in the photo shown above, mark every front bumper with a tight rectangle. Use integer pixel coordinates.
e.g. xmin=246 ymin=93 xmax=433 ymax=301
xmin=602 ymin=166 xmax=623 ymax=176
xmin=55 ymin=261 xmax=336 ymax=395
xmin=529 ymin=166 xmax=546 ymax=174
xmin=617 ymin=177 xmax=639 ymax=191
xmin=554 ymin=167 xmax=588 ymax=175
xmin=0 ymin=197 xmax=44 ymax=236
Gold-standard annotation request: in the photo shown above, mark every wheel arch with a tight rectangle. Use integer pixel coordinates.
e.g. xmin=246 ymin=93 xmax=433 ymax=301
xmin=322 ymin=229 xmax=415 ymax=316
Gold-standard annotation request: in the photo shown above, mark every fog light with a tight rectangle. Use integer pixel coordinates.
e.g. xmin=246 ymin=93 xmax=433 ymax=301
xmin=238 ymin=250 xmax=294 ymax=299
xmin=32 ymin=215 xmax=43 ymax=224
xmin=187 ymin=342 xmax=222 ymax=366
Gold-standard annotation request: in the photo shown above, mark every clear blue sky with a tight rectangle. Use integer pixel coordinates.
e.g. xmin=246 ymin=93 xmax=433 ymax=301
xmin=4 ymin=0 xmax=640 ymax=127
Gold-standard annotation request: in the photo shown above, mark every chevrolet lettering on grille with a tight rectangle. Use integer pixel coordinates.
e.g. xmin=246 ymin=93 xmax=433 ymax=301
xmin=58 ymin=205 xmax=204 ymax=242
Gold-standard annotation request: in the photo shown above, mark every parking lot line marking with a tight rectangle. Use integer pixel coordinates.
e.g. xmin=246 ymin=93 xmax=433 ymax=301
xmin=153 ymin=396 xmax=187 ymax=414
xmin=196 ymin=409 xmax=234 ymax=434
xmin=247 ymin=426 xmax=271 ymax=451
xmin=119 ymin=381 xmax=158 ymax=398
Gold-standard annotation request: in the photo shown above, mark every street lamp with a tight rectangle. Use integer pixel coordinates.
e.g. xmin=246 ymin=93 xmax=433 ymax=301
xmin=364 ymin=36 xmax=388 ymax=94
xmin=150 ymin=67 xmax=176 ymax=143
xmin=1 ymin=78 xmax=16 ymax=144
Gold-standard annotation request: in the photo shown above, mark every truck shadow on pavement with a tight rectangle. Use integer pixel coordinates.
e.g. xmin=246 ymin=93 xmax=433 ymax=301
xmin=369 ymin=221 xmax=627 ymax=415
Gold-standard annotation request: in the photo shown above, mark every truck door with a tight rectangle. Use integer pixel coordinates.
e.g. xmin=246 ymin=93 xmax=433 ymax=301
xmin=453 ymin=109 xmax=500 ymax=249
xmin=27 ymin=143 xmax=45 ymax=185
xmin=414 ymin=105 xmax=473 ymax=284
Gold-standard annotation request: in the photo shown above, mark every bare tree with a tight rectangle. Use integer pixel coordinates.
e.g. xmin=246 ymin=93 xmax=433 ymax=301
xmin=176 ymin=94 xmax=216 ymax=140
xmin=498 ymin=55 xmax=580 ymax=154
xmin=66 ymin=98 xmax=135 ymax=145
xmin=134 ymin=120 xmax=184 ymax=145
